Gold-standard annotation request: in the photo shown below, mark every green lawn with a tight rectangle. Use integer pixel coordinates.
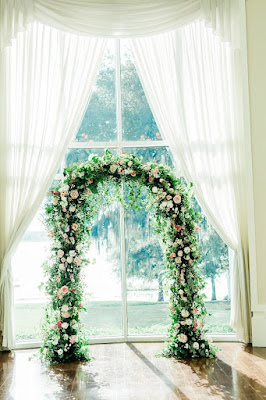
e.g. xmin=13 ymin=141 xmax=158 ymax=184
xmin=15 ymin=300 xmax=233 ymax=342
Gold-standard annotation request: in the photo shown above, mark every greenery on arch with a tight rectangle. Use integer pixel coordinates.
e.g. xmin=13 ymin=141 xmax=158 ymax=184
xmin=40 ymin=150 xmax=217 ymax=363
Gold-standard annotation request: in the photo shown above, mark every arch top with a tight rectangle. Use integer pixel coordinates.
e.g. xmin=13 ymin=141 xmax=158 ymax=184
xmin=41 ymin=150 xmax=217 ymax=363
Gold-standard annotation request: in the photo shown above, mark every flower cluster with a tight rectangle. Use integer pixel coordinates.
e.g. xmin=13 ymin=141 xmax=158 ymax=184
xmin=40 ymin=150 xmax=216 ymax=363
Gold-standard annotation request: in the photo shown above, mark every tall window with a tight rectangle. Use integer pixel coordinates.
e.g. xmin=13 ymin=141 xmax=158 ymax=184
xmin=12 ymin=40 xmax=233 ymax=344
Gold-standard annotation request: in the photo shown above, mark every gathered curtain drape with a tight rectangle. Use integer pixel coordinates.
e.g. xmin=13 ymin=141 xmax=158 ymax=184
xmin=0 ymin=22 xmax=106 ymax=348
xmin=1 ymin=0 xmax=239 ymax=48
xmin=0 ymin=0 xmax=251 ymax=347
xmin=130 ymin=21 xmax=251 ymax=342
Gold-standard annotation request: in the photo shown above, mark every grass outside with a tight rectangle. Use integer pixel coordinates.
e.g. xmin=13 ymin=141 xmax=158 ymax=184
xmin=15 ymin=300 xmax=233 ymax=342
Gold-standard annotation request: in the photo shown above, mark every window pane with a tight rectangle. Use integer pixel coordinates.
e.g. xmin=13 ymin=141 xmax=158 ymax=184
xmin=65 ymin=148 xmax=118 ymax=167
xmin=74 ymin=41 xmax=117 ymax=143
xmin=125 ymin=187 xmax=169 ymax=336
xmin=121 ymin=41 xmax=162 ymax=142
xmin=123 ymin=147 xmax=174 ymax=169
xmin=197 ymin=211 xmax=233 ymax=334
xmin=82 ymin=201 xmax=123 ymax=338
xmin=12 ymin=211 xmax=47 ymax=342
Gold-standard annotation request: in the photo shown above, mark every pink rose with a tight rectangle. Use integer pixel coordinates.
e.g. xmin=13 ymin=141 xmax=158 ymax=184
xmin=170 ymin=253 xmax=176 ymax=259
xmin=52 ymin=197 xmax=58 ymax=205
xmin=74 ymin=257 xmax=81 ymax=266
xmin=149 ymin=177 xmax=153 ymax=182
xmin=72 ymin=224 xmax=78 ymax=231
xmin=174 ymin=323 xmax=180 ymax=329
xmin=62 ymin=207 xmax=67 ymax=212
xmin=70 ymin=190 xmax=79 ymax=199
xmin=62 ymin=312 xmax=70 ymax=318
xmin=131 ymin=171 xmax=136 ymax=177
xmin=189 ymin=259 xmax=193 ymax=265
xmin=59 ymin=264 xmax=65 ymax=271
xmin=174 ymin=225 xmax=181 ymax=232
xmin=70 ymin=335 xmax=78 ymax=344
xmin=175 ymin=257 xmax=182 ymax=264
xmin=61 ymin=257 xmax=66 ymax=262
xmin=192 ymin=308 xmax=198 ymax=315
xmin=58 ymin=249 xmax=64 ymax=257
xmin=173 ymin=195 xmax=181 ymax=204
xmin=61 ymin=286 xmax=68 ymax=294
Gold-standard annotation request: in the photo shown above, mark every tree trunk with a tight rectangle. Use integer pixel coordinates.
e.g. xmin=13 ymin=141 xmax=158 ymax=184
xmin=211 ymin=276 xmax=216 ymax=301
xmin=157 ymin=276 xmax=164 ymax=302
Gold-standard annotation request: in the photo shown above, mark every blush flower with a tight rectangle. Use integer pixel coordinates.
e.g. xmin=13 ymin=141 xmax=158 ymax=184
xmin=181 ymin=309 xmax=189 ymax=318
xmin=70 ymin=335 xmax=78 ymax=344
xmin=58 ymin=249 xmax=64 ymax=258
xmin=173 ymin=195 xmax=181 ymax=204
xmin=61 ymin=286 xmax=68 ymax=294
xmin=72 ymin=223 xmax=78 ymax=231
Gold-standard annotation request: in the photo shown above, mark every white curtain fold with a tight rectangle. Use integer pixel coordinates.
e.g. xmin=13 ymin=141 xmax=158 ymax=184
xmin=1 ymin=0 xmax=240 ymax=51
xmin=0 ymin=22 xmax=106 ymax=348
xmin=130 ymin=21 xmax=251 ymax=342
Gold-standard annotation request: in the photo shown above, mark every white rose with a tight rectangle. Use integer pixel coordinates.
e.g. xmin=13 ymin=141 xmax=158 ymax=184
xmin=67 ymin=256 xmax=73 ymax=264
xmin=178 ymin=250 xmax=183 ymax=257
xmin=64 ymin=225 xmax=70 ymax=232
xmin=178 ymin=334 xmax=188 ymax=343
xmin=128 ymin=161 xmax=133 ymax=167
xmin=61 ymin=304 xmax=69 ymax=312
xmin=57 ymin=349 xmax=63 ymax=355
xmin=61 ymin=322 xmax=69 ymax=329
xmin=186 ymin=319 xmax=192 ymax=325
xmin=181 ymin=309 xmax=190 ymax=318
xmin=69 ymin=205 xmax=76 ymax=212
xmin=69 ymin=250 xmax=76 ymax=257
xmin=160 ymin=201 xmax=167 ymax=209
xmin=184 ymin=247 xmax=190 ymax=254
xmin=63 ymin=334 xmax=69 ymax=340
xmin=72 ymin=323 xmax=78 ymax=330
xmin=152 ymin=187 xmax=158 ymax=193
xmin=178 ymin=289 xmax=184 ymax=295
xmin=52 ymin=338 xmax=59 ymax=345
xmin=193 ymin=342 xmax=199 ymax=349
xmin=110 ymin=164 xmax=117 ymax=173
xmin=167 ymin=201 xmax=173 ymax=208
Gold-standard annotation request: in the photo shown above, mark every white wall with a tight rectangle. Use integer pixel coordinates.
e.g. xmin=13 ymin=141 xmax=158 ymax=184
xmin=245 ymin=0 xmax=266 ymax=346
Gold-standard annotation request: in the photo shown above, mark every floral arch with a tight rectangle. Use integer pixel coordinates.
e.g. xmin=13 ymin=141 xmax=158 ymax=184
xmin=40 ymin=150 xmax=216 ymax=363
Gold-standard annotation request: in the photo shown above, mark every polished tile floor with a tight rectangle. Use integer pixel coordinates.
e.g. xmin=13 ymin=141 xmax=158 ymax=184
xmin=1 ymin=343 xmax=266 ymax=399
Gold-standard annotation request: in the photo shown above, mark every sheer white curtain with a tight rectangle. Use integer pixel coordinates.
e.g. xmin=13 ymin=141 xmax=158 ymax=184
xmin=130 ymin=22 xmax=251 ymax=343
xmin=0 ymin=23 xmax=106 ymax=348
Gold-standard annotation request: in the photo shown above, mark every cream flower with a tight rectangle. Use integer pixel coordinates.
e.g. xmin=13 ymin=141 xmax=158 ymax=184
xmin=181 ymin=309 xmax=189 ymax=318
xmin=178 ymin=334 xmax=188 ymax=343
xmin=70 ymin=190 xmax=79 ymax=199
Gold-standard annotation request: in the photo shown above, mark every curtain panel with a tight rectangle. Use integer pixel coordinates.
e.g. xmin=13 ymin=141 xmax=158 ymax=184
xmin=0 ymin=23 xmax=106 ymax=348
xmin=130 ymin=22 xmax=251 ymax=342
xmin=1 ymin=0 xmax=240 ymax=50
